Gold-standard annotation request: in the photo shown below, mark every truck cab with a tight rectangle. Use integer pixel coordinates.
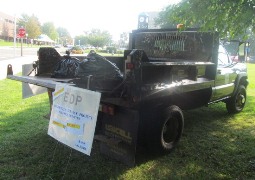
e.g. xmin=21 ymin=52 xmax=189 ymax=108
xmin=210 ymin=44 xmax=248 ymax=112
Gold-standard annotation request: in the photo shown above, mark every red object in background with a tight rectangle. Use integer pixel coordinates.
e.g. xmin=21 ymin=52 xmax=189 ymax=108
xmin=18 ymin=27 xmax=26 ymax=38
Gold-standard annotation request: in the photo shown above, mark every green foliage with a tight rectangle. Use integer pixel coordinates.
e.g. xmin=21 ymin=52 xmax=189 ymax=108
xmin=74 ymin=29 xmax=112 ymax=48
xmin=74 ymin=35 xmax=88 ymax=46
xmin=57 ymin=27 xmax=70 ymax=37
xmin=70 ymin=46 xmax=84 ymax=54
xmin=56 ymin=27 xmax=72 ymax=44
xmin=116 ymin=50 xmax=124 ymax=54
xmin=25 ymin=15 xmax=42 ymax=39
xmin=42 ymin=22 xmax=59 ymax=41
xmin=87 ymin=29 xmax=112 ymax=48
xmin=154 ymin=4 xmax=180 ymax=29
xmin=0 ymin=41 xmax=22 ymax=47
xmin=156 ymin=0 xmax=255 ymax=40
xmin=14 ymin=14 xmax=117 ymax=47
xmin=17 ymin=14 xmax=42 ymax=39
xmin=106 ymin=46 xmax=117 ymax=53
xmin=17 ymin=14 xmax=30 ymax=28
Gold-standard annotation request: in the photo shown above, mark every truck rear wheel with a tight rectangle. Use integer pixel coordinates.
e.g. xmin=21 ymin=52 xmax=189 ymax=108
xmin=226 ymin=85 xmax=246 ymax=113
xmin=147 ymin=105 xmax=184 ymax=153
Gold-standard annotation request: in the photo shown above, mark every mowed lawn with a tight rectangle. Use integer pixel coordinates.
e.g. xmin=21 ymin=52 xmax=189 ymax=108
xmin=0 ymin=64 xmax=254 ymax=179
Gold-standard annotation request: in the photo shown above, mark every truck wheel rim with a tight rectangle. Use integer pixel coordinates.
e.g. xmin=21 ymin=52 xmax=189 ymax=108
xmin=162 ymin=117 xmax=179 ymax=147
xmin=236 ymin=93 xmax=245 ymax=110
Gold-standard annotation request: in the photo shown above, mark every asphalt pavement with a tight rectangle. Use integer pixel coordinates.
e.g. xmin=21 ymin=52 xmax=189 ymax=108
xmin=0 ymin=46 xmax=86 ymax=81
xmin=0 ymin=55 xmax=37 ymax=80
xmin=0 ymin=46 xmax=39 ymax=61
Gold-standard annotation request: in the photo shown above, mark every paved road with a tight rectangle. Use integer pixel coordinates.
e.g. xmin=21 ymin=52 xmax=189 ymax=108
xmin=0 ymin=55 xmax=37 ymax=80
xmin=0 ymin=47 xmax=39 ymax=80
xmin=0 ymin=46 xmax=89 ymax=81
xmin=0 ymin=46 xmax=66 ymax=80
xmin=0 ymin=46 xmax=39 ymax=61
xmin=0 ymin=47 xmax=86 ymax=80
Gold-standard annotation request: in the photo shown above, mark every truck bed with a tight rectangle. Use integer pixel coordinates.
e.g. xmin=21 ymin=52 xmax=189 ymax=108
xmin=7 ymin=72 xmax=215 ymax=110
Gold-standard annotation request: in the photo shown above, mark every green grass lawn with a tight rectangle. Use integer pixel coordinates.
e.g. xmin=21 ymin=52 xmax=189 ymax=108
xmin=0 ymin=40 xmax=16 ymax=46
xmin=0 ymin=40 xmax=30 ymax=47
xmin=0 ymin=64 xmax=254 ymax=179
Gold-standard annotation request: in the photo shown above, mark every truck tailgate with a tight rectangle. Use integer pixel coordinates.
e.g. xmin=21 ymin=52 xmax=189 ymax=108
xmin=7 ymin=74 xmax=73 ymax=89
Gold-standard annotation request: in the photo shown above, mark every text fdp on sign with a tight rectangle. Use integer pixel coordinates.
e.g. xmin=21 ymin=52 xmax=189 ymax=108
xmin=48 ymin=83 xmax=101 ymax=155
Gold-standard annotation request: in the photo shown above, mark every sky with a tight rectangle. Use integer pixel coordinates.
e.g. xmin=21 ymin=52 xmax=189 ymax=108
xmin=1 ymin=0 xmax=180 ymax=40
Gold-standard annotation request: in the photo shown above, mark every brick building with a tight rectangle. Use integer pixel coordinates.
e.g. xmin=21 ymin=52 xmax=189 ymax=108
xmin=0 ymin=12 xmax=15 ymax=41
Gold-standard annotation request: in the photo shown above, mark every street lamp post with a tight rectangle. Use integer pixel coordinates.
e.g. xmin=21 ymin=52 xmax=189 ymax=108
xmin=14 ymin=14 xmax=16 ymax=57
xmin=79 ymin=40 xmax=80 ymax=46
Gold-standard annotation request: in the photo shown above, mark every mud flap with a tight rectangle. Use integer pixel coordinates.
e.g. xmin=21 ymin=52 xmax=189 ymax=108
xmin=97 ymin=107 xmax=139 ymax=166
xmin=22 ymin=64 xmax=47 ymax=99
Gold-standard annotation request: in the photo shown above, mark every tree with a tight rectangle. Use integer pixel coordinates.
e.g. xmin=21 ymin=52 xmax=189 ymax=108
xmin=57 ymin=27 xmax=71 ymax=45
xmin=155 ymin=0 xmax=255 ymax=39
xmin=154 ymin=4 xmax=180 ymax=29
xmin=18 ymin=14 xmax=41 ymax=39
xmin=119 ymin=32 xmax=129 ymax=49
xmin=42 ymin=22 xmax=58 ymax=41
xmin=86 ymin=29 xmax=112 ymax=48
xmin=74 ymin=35 xmax=88 ymax=46
xmin=26 ymin=15 xmax=41 ymax=39
xmin=17 ymin=14 xmax=30 ymax=29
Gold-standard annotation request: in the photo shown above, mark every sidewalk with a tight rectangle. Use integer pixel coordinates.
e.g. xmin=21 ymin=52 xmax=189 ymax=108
xmin=0 ymin=55 xmax=37 ymax=80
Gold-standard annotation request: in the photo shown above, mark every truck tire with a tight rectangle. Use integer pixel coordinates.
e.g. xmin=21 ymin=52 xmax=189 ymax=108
xmin=147 ymin=105 xmax=184 ymax=153
xmin=226 ymin=85 xmax=246 ymax=113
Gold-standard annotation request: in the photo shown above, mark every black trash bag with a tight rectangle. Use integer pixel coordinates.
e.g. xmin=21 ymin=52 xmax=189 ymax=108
xmin=76 ymin=50 xmax=123 ymax=80
xmin=51 ymin=56 xmax=80 ymax=78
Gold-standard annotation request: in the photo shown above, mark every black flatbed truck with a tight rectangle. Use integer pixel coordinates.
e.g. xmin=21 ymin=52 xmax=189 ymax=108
xmin=7 ymin=29 xmax=248 ymax=166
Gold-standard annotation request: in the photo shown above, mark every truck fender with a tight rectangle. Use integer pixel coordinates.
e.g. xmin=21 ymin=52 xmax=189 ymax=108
xmin=233 ymin=72 xmax=248 ymax=95
xmin=145 ymin=105 xmax=184 ymax=153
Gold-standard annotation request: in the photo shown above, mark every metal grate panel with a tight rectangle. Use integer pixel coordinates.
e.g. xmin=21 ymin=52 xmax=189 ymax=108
xmin=132 ymin=31 xmax=218 ymax=62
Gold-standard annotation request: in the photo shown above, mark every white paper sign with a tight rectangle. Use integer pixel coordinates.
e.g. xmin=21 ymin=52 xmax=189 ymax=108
xmin=48 ymin=83 xmax=101 ymax=155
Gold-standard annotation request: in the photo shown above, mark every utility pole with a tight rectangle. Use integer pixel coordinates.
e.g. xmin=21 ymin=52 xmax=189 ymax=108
xmin=14 ymin=14 xmax=16 ymax=57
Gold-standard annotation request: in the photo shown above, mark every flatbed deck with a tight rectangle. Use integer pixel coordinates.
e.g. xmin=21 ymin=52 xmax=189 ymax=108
xmin=7 ymin=75 xmax=73 ymax=89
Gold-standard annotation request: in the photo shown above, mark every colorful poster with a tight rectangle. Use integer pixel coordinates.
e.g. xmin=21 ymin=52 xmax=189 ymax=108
xmin=48 ymin=83 xmax=101 ymax=155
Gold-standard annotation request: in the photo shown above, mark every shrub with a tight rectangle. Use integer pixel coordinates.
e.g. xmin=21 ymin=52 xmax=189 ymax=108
xmin=106 ymin=46 xmax=117 ymax=54
xmin=70 ymin=46 xmax=84 ymax=54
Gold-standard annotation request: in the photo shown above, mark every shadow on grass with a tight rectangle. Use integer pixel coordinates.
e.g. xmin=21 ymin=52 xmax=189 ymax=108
xmin=0 ymin=96 xmax=130 ymax=179
xmin=134 ymin=98 xmax=255 ymax=179
xmin=1 ymin=92 xmax=254 ymax=179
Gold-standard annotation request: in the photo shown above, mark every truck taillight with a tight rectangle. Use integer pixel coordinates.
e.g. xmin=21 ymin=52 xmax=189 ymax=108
xmin=126 ymin=63 xmax=134 ymax=70
xmin=125 ymin=55 xmax=133 ymax=78
xmin=99 ymin=104 xmax=115 ymax=115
